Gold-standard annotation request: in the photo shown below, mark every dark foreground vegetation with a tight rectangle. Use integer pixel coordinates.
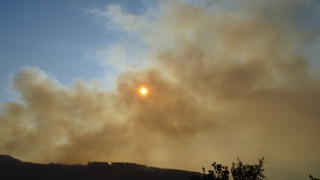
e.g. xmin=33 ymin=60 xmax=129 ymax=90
xmin=189 ymin=157 xmax=319 ymax=180
xmin=0 ymin=155 xmax=198 ymax=180
xmin=189 ymin=158 xmax=265 ymax=180
xmin=1 ymin=155 xmax=318 ymax=180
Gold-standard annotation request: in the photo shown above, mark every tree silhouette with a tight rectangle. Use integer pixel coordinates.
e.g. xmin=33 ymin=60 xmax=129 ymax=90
xmin=231 ymin=158 xmax=265 ymax=180
xmin=190 ymin=158 xmax=265 ymax=180
xmin=310 ymin=175 xmax=320 ymax=180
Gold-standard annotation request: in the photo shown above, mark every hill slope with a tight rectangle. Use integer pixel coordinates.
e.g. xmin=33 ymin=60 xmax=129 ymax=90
xmin=0 ymin=155 xmax=199 ymax=180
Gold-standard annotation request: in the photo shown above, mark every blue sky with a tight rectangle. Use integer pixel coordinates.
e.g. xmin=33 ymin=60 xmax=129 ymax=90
xmin=0 ymin=0 xmax=154 ymax=103
xmin=1 ymin=0 xmax=319 ymax=103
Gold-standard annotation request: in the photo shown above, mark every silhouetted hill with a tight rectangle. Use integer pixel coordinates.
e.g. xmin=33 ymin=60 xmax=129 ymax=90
xmin=0 ymin=155 xmax=199 ymax=180
xmin=0 ymin=154 xmax=21 ymax=164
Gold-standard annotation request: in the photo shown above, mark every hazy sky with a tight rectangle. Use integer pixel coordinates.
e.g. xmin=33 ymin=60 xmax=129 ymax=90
xmin=0 ymin=0 xmax=155 ymax=102
xmin=1 ymin=0 xmax=320 ymax=180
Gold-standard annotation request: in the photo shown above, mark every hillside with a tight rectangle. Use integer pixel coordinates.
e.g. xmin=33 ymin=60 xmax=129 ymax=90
xmin=0 ymin=155 xmax=199 ymax=180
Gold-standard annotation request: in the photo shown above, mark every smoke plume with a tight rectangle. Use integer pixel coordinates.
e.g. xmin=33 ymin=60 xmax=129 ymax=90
xmin=1 ymin=0 xmax=320 ymax=179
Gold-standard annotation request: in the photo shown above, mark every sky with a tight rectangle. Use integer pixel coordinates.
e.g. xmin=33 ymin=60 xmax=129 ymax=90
xmin=0 ymin=0 xmax=154 ymax=102
xmin=0 ymin=0 xmax=320 ymax=179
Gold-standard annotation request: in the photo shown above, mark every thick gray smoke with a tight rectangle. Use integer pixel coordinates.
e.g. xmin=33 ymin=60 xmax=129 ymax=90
xmin=1 ymin=0 xmax=320 ymax=179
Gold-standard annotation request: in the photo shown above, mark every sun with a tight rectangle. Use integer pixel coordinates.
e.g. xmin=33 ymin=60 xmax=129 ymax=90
xmin=139 ymin=87 xmax=148 ymax=96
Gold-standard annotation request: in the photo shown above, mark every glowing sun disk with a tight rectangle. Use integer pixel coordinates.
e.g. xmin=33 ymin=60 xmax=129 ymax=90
xmin=139 ymin=87 xmax=148 ymax=95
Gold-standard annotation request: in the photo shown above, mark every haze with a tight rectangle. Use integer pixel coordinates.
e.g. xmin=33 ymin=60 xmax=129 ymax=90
xmin=0 ymin=0 xmax=320 ymax=179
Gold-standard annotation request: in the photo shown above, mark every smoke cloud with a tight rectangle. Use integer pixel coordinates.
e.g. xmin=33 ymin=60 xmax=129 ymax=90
xmin=1 ymin=0 xmax=320 ymax=179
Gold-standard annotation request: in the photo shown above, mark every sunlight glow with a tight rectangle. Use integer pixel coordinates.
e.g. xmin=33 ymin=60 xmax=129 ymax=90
xmin=139 ymin=87 xmax=148 ymax=96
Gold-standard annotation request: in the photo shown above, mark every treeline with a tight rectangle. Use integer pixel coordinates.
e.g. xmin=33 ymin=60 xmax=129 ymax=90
xmin=189 ymin=158 xmax=319 ymax=180
xmin=0 ymin=155 xmax=197 ymax=180
xmin=189 ymin=158 xmax=265 ymax=180
xmin=1 ymin=155 xmax=318 ymax=180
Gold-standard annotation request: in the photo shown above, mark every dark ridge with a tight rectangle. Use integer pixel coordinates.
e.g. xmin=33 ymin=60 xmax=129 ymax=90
xmin=0 ymin=154 xmax=199 ymax=180
xmin=0 ymin=154 xmax=21 ymax=163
